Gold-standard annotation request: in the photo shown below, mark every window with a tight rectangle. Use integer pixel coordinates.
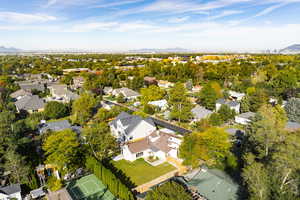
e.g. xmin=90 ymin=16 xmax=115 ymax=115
xmin=136 ymin=152 xmax=144 ymax=158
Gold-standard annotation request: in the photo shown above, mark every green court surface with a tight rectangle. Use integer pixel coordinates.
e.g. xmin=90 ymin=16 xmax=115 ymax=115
xmin=67 ymin=174 xmax=116 ymax=200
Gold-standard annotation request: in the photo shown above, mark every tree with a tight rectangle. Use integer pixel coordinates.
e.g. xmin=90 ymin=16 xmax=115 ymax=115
xmin=240 ymin=95 xmax=250 ymax=113
xmin=72 ymin=93 xmax=97 ymax=125
xmin=248 ymin=89 xmax=268 ymax=112
xmin=143 ymin=104 xmax=155 ymax=115
xmin=4 ymin=149 xmax=30 ymax=184
xmin=140 ymin=85 xmax=165 ymax=105
xmin=284 ymin=98 xmax=300 ymax=123
xmin=44 ymin=101 xmax=69 ymax=119
xmin=209 ymin=113 xmax=223 ymax=126
xmin=116 ymin=93 xmax=126 ymax=103
xmin=83 ymin=123 xmax=119 ymax=160
xmin=47 ymin=176 xmax=62 ymax=192
xmin=146 ymin=181 xmax=192 ymax=200
xmin=242 ymin=156 xmax=270 ymax=200
xmin=43 ymin=129 xmax=80 ymax=171
xmin=246 ymin=104 xmax=287 ymax=158
xmin=168 ymin=83 xmax=192 ymax=122
xmin=217 ymin=104 xmax=236 ymax=123
xmin=197 ymin=84 xmax=217 ymax=110
xmin=179 ymin=128 xmax=231 ymax=167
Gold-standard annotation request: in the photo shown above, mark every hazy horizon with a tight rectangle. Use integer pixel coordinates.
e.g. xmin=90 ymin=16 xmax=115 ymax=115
xmin=1 ymin=0 xmax=300 ymax=51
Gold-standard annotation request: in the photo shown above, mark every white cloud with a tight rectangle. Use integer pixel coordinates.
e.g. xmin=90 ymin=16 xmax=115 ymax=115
xmin=168 ymin=16 xmax=190 ymax=23
xmin=209 ymin=10 xmax=243 ymax=20
xmin=44 ymin=0 xmax=99 ymax=7
xmin=68 ymin=22 xmax=118 ymax=32
xmin=0 ymin=12 xmax=57 ymax=24
xmin=92 ymin=0 xmax=144 ymax=8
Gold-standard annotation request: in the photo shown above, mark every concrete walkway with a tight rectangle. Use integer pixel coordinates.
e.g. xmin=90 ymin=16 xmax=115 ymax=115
xmin=167 ymin=157 xmax=188 ymax=175
xmin=133 ymin=169 xmax=178 ymax=193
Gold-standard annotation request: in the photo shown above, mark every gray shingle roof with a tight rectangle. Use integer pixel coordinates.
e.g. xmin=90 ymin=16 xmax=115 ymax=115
xmin=236 ymin=112 xmax=255 ymax=119
xmin=39 ymin=120 xmax=82 ymax=134
xmin=285 ymin=121 xmax=300 ymax=130
xmin=217 ymin=99 xmax=240 ymax=107
xmin=15 ymin=95 xmax=45 ymax=111
xmin=192 ymin=105 xmax=213 ymax=120
xmin=111 ymin=112 xmax=155 ymax=135
xmin=10 ymin=89 xmax=32 ymax=99
xmin=115 ymin=88 xmax=140 ymax=98
xmin=19 ymin=83 xmax=45 ymax=92
xmin=0 ymin=184 xmax=21 ymax=195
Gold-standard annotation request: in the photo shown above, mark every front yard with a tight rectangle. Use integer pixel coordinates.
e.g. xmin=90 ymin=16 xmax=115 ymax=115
xmin=111 ymin=159 xmax=176 ymax=186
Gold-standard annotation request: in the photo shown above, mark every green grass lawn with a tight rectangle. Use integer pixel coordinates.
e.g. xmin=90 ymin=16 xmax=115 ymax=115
xmin=111 ymin=159 xmax=176 ymax=186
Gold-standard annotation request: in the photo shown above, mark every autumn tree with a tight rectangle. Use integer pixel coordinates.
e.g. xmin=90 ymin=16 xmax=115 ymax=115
xmin=140 ymin=85 xmax=165 ymax=105
xmin=179 ymin=127 xmax=231 ymax=167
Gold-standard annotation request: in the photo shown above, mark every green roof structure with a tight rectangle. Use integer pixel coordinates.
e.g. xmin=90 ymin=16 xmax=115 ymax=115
xmin=67 ymin=174 xmax=116 ymax=200
xmin=186 ymin=169 xmax=239 ymax=200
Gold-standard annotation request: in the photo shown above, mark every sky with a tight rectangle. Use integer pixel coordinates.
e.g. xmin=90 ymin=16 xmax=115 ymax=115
xmin=1 ymin=0 xmax=300 ymax=51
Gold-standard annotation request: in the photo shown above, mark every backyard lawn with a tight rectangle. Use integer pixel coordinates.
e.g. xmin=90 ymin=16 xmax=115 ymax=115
xmin=111 ymin=159 xmax=176 ymax=186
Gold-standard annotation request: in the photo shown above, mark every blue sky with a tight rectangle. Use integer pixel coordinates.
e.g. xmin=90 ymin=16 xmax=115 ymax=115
xmin=1 ymin=0 xmax=300 ymax=51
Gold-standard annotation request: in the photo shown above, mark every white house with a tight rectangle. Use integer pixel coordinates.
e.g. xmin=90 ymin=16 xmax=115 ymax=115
xmin=191 ymin=105 xmax=213 ymax=122
xmin=235 ymin=112 xmax=256 ymax=125
xmin=122 ymin=131 xmax=182 ymax=162
xmin=48 ymin=84 xmax=79 ymax=103
xmin=0 ymin=184 xmax=22 ymax=200
xmin=109 ymin=112 xmax=156 ymax=142
xmin=216 ymin=99 xmax=240 ymax=114
xmin=148 ymin=99 xmax=168 ymax=110
xmin=112 ymin=88 xmax=141 ymax=100
xmin=157 ymin=80 xmax=174 ymax=88
xmin=229 ymin=91 xmax=245 ymax=101
xmin=9 ymin=89 xmax=32 ymax=100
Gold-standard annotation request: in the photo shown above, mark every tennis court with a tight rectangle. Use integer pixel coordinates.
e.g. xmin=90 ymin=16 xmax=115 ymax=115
xmin=67 ymin=174 xmax=116 ymax=200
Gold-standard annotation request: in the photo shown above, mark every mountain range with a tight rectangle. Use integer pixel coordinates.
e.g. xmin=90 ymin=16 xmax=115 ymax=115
xmin=280 ymin=44 xmax=300 ymax=54
xmin=0 ymin=46 xmax=21 ymax=53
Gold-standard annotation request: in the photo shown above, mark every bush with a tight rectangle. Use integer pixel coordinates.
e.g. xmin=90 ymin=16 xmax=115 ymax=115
xmin=47 ymin=176 xmax=62 ymax=192
xmin=44 ymin=101 xmax=69 ymax=119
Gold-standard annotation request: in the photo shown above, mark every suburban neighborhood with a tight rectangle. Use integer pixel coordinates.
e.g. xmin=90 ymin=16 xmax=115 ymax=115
xmin=0 ymin=52 xmax=299 ymax=200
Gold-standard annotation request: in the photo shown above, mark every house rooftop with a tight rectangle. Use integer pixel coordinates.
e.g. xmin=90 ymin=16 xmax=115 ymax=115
xmin=110 ymin=112 xmax=155 ymax=136
xmin=10 ymin=89 xmax=32 ymax=99
xmin=39 ymin=120 xmax=81 ymax=134
xmin=192 ymin=105 xmax=213 ymax=120
xmin=236 ymin=112 xmax=256 ymax=119
xmin=217 ymin=99 xmax=240 ymax=107
xmin=185 ymin=169 xmax=239 ymax=200
xmin=0 ymin=184 xmax=21 ymax=195
xmin=15 ymin=95 xmax=45 ymax=111
xmin=285 ymin=121 xmax=300 ymax=131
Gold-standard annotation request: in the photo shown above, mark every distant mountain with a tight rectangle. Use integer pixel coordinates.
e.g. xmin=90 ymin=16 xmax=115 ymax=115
xmin=128 ymin=47 xmax=195 ymax=53
xmin=0 ymin=46 xmax=22 ymax=53
xmin=280 ymin=44 xmax=300 ymax=54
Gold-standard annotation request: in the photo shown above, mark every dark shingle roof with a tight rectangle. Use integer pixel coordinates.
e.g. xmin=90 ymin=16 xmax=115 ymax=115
xmin=111 ymin=112 xmax=155 ymax=135
xmin=39 ymin=120 xmax=82 ymax=134
xmin=217 ymin=99 xmax=239 ymax=107
xmin=15 ymin=95 xmax=45 ymax=111
xmin=192 ymin=105 xmax=213 ymax=120
xmin=236 ymin=112 xmax=255 ymax=119
xmin=285 ymin=121 xmax=300 ymax=130
xmin=0 ymin=184 xmax=21 ymax=195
